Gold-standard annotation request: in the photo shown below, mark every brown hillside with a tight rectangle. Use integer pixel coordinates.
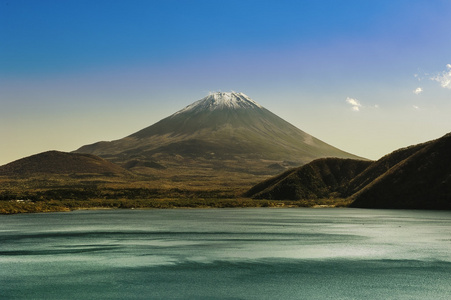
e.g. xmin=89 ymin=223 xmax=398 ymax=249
xmin=247 ymin=132 xmax=451 ymax=209
xmin=342 ymin=142 xmax=429 ymax=196
xmin=245 ymin=158 xmax=372 ymax=200
xmin=0 ymin=151 xmax=129 ymax=176
xmin=350 ymin=133 xmax=451 ymax=209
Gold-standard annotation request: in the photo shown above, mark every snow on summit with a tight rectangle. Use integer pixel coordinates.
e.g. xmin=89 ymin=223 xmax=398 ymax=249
xmin=173 ymin=92 xmax=263 ymax=115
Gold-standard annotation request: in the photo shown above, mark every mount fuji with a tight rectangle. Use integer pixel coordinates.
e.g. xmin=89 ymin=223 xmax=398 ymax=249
xmin=75 ymin=92 xmax=363 ymax=177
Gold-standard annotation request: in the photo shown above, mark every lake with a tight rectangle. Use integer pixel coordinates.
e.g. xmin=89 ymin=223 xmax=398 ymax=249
xmin=1 ymin=208 xmax=451 ymax=299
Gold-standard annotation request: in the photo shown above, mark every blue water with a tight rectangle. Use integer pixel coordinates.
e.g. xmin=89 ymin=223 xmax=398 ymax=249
xmin=1 ymin=208 xmax=451 ymax=299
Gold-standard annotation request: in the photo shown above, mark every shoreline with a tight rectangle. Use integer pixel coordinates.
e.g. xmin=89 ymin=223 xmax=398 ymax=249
xmin=0 ymin=198 xmax=352 ymax=215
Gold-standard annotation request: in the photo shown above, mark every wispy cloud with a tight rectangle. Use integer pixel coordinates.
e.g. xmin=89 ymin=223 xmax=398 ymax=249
xmin=413 ymin=87 xmax=423 ymax=95
xmin=345 ymin=97 xmax=379 ymax=112
xmin=346 ymin=97 xmax=361 ymax=111
xmin=413 ymin=105 xmax=420 ymax=110
xmin=414 ymin=70 xmax=428 ymax=82
xmin=431 ymin=64 xmax=451 ymax=89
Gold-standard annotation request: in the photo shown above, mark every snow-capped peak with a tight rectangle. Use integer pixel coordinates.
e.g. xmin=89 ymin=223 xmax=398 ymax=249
xmin=173 ymin=92 xmax=263 ymax=116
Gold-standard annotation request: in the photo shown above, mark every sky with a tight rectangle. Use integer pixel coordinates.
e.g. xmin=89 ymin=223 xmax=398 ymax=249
xmin=1 ymin=0 xmax=451 ymax=165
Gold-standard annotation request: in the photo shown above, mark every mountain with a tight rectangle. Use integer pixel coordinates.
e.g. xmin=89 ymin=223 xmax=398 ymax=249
xmin=0 ymin=151 xmax=129 ymax=176
xmin=342 ymin=142 xmax=428 ymax=197
xmin=247 ymin=132 xmax=451 ymax=209
xmin=74 ymin=92 xmax=362 ymax=176
xmin=245 ymin=158 xmax=372 ymax=200
xmin=349 ymin=133 xmax=451 ymax=209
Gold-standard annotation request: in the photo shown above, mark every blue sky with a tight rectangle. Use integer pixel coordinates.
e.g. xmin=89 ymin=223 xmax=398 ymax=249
xmin=1 ymin=0 xmax=451 ymax=165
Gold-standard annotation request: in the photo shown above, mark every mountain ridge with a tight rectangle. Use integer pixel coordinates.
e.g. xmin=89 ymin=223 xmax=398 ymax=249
xmin=349 ymin=132 xmax=451 ymax=209
xmin=245 ymin=158 xmax=372 ymax=200
xmin=246 ymin=132 xmax=451 ymax=209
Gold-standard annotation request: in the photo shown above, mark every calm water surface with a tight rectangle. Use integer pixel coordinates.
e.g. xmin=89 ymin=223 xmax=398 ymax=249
xmin=1 ymin=208 xmax=451 ymax=299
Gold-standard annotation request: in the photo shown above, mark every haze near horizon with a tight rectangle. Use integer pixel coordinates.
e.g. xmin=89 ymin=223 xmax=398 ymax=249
xmin=1 ymin=0 xmax=451 ymax=165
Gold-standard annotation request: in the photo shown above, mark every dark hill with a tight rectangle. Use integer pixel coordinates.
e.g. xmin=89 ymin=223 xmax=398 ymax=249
xmin=350 ymin=133 xmax=451 ymax=209
xmin=0 ymin=151 xmax=129 ymax=176
xmin=342 ymin=142 xmax=428 ymax=197
xmin=247 ymin=132 xmax=451 ymax=209
xmin=245 ymin=158 xmax=372 ymax=200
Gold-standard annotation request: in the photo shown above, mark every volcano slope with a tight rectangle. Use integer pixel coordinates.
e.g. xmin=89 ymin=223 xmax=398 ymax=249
xmin=74 ymin=92 xmax=362 ymax=190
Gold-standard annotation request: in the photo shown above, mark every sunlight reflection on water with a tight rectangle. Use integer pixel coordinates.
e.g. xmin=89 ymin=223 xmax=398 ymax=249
xmin=1 ymin=208 xmax=451 ymax=299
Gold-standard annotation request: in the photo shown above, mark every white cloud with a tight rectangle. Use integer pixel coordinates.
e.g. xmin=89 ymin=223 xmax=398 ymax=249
xmin=413 ymin=87 xmax=423 ymax=95
xmin=346 ymin=97 xmax=362 ymax=111
xmin=413 ymin=105 xmax=420 ymax=110
xmin=346 ymin=97 xmax=361 ymax=107
xmin=345 ymin=97 xmax=379 ymax=112
xmin=431 ymin=64 xmax=451 ymax=89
